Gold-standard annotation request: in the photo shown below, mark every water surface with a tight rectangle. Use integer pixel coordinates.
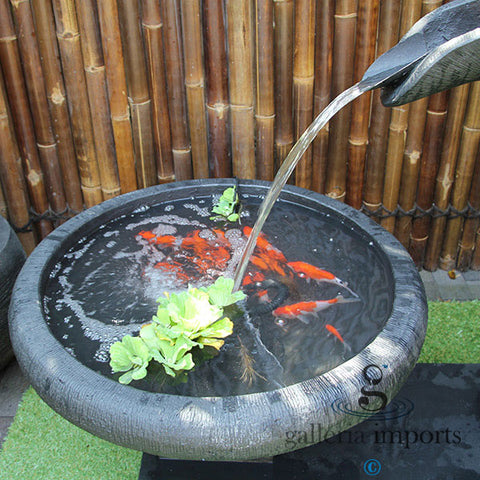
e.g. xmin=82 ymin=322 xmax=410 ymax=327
xmin=43 ymin=195 xmax=393 ymax=397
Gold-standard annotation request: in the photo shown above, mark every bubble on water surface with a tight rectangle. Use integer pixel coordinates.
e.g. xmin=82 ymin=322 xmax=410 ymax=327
xmin=184 ymin=203 xmax=210 ymax=217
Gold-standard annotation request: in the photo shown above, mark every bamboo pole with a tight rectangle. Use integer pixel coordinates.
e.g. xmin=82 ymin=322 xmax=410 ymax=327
xmin=424 ymin=84 xmax=470 ymax=270
xmin=0 ymin=0 xmax=52 ymax=237
xmin=394 ymin=95 xmax=431 ymax=246
xmin=32 ymin=0 xmax=83 ymax=213
xmin=456 ymin=152 xmax=480 ymax=270
xmin=10 ymin=0 xmax=67 ymax=223
xmin=273 ymin=0 xmax=294 ymax=172
xmin=324 ymin=0 xmax=358 ymax=201
xmin=203 ymin=0 xmax=231 ymax=178
xmin=180 ymin=0 xmax=209 ymax=179
xmin=0 ymin=71 xmax=36 ymax=252
xmin=75 ymin=0 xmax=120 ymax=200
xmin=117 ymin=0 xmax=156 ymax=188
xmin=227 ymin=0 xmax=256 ymax=179
xmin=96 ymin=0 xmax=137 ymax=194
xmin=380 ymin=0 xmax=422 ymax=233
xmin=0 ymin=183 xmax=6 ymax=219
xmin=312 ymin=0 xmax=333 ymax=193
xmin=142 ymin=0 xmax=175 ymax=184
xmin=255 ymin=0 xmax=275 ymax=181
xmin=363 ymin=0 xmax=401 ymax=219
xmin=161 ymin=0 xmax=192 ymax=181
xmin=345 ymin=0 xmax=379 ymax=208
xmin=439 ymin=81 xmax=480 ymax=270
xmin=293 ymin=0 xmax=315 ymax=189
xmin=472 ymin=228 xmax=480 ymax=270
xmin=394 ymin=0 xmax=443 ymax=247
xmin=52 ymin=0 xmax=103 ymax=207
xmin=408 ymin=91 xmax=448 ymax=266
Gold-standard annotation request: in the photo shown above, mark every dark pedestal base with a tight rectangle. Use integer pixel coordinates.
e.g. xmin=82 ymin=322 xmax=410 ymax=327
xmin=139 ymin=457 xmax=274 ymax=480
xmin=139 ymin=363 xmax=479 ymax=480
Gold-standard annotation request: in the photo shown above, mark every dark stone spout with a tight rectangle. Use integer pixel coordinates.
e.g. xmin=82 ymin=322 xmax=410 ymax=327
xmin=362 ymin=0 xmax=480 ymax=107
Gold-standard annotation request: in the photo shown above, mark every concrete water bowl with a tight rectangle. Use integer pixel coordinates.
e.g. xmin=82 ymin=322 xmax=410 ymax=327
xmin=9 ymin=179 xmax=427 ymax=461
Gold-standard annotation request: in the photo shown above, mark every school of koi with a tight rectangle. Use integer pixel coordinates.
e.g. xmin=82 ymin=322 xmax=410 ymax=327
xmin=136 ymin=226 xmax=359 ymax=348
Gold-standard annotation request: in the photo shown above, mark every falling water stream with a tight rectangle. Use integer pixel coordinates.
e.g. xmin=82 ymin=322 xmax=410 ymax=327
xmin=233 ymin=81 xmax=371 ymax=291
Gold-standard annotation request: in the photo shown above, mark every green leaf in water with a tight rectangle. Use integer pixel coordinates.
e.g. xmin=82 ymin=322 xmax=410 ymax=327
xmin=210 ymin=186 xmax=241 ymax=223
xmin=109 ymin=335 xmax=152 ymax=385
xmin=109 ymin=276 xmax=246 ymax=384
xmin=203 ymin=276 xmax=246 ymax=307
xmin=165 ymin=288 xmax=223 ymax=333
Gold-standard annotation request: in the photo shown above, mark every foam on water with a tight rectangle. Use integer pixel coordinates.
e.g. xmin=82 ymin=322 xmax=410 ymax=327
xmin=184 ymin=203 xmax=211 ymax=217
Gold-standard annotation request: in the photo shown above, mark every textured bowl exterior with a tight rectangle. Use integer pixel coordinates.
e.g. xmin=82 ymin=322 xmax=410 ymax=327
xmin=9 ymin=179 xmax=427 ymax=461
xmin=0 ymin=216 xmax=26 ymax=370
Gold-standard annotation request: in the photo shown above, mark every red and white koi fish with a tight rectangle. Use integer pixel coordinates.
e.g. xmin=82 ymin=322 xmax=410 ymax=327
xmin=272 ymin=294 xmax=356 ymax=324
xmin=287 ymin=261 xmax=358 ymax=297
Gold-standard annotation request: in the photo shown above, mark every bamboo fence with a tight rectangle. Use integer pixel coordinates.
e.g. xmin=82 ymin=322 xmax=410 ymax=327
xmin=363 ymin=0 xmax=401 ymax=218
xmin=1 ymin=0 xmax=480 ymax=271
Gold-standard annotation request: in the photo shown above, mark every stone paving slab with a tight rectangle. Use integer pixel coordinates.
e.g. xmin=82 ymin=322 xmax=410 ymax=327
xmin=140 ymin=364 xmax=480 ymax=480
xmin=0 ymin=360 xmax=29 ymax=449
xmin=0 ymin=361 xmax=29 ymax=416
xmin=421 ymin=269 xmax=480 ymax=301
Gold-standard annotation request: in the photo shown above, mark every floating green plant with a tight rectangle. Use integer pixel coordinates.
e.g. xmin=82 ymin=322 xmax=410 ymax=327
xmin=210 ymin=186 xmax=241 ymax=223
xmin=109 ymin=277 xmax=246 ymax=384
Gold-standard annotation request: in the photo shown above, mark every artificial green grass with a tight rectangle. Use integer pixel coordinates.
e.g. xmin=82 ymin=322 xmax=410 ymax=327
xmin=0 ymin=300 xmax=478 ymax=479
xmin=0 ymin=388 xmax=141 ymax=480
xmin=418 ymin=300 xmax=480 ymax=363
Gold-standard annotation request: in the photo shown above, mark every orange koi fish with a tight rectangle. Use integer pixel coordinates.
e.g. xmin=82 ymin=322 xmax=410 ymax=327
xmin=155 ymin=235 xmax=176 ymax=247
xmin=242 ymin=271 xmax=266 ymax=287
xmin=325 ymin=324 xmax=351 ymax=351
xmin=273 ymin=295 xmax=349 ymax=323
xmin=154 ymin=261 xmax=189 ymax=283
xmin=181 ymin=230 xmax=231 ymax=272
xmin=243 ymin=226 xmax=291 ymax=277
xmin=138 ymin=230 xmax=157 ymax=242
xmin=325 ymin=324 xmax=344 ymax=342
xmin=243 ymin=226 xmax=287 ymax=263
xmin=287 ymin=261 xmax=357 ymax=297
xmin=250 ymin=254 xmax=271 ymax=272
xmin=138 ymin=231 xmax=176 ymax=247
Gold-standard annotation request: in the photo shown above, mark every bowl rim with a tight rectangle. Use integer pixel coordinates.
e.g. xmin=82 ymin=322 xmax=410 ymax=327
xmin=9 ymin=178 xmax=428 ymax=461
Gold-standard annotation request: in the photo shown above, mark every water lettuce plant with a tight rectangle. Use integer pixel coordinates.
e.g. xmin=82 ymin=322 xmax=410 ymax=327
xmin=109 ymin=277 xmax=246 ymax=384
xmin=210 ymin=186 xmax=241 ymax=223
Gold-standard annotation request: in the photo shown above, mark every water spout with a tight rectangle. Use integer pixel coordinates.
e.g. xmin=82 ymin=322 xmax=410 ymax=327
xmin=362 ymin=0 xmax=480 ymax=105
xmin=233 ymin=0 xmax=480 ymax=290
